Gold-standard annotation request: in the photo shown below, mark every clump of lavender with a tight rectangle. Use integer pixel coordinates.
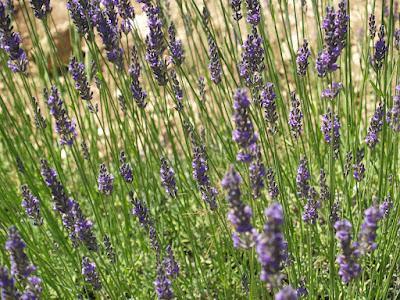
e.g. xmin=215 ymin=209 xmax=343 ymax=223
xmin=245 ymin=0 xmax=261 ymax=25
xmin=98 ymin=163 xmax=114 ymax=195
xmin=232 ymin=89 xmax=257 ymax=162
xmin=334 ymin=220 xmax=361 ymax=283
xmin=82 ymin=257 xmax=102 ymax=290
xmin=160 ymin=157 xmax=178 ymax=198
xmin=296 ymin=39 xmax=311 ymax=77
xmin=266 ymin=168 xmax=279 ymax=200
xmin=230 ymin=0 xmax=242 ymax=21
xmin=46 ymin=86 xmax=77 ymax=146
xmin=154 ymin=263 xmax=174 ymax=300
xmin=208 ymin=34 xmax=222 ymax=84
xmin=96 ymin=3 xmax=124 ymax=69
xmin=168 ymin=23 xmax=184 ymax=66
xmin=145 ymin=5 xmax=167 ymax=86
xmin=275 ymin=286 xmax=298 ymax=300
xmin=321 ymin=108 xmax=341 ymax=156
xmin=365 ymin=102 xmax=384 ymax=148
xmin=163 ymin=245 xmax=180 ymax=279
xmin=288 ymin=92 xmax=303 ymax=139
xmin=0 ymin=2 xmax=28 ymax=73
xmin=239 ymin=27 xmax=264 ymax=88
xmin=302 ymin=187 xmax=320 ymax=224
xmin=170 ymin=69 xmax=184 ymax=111
xmin=296 ymin=157 xmax=310 ymax=199
xmin=387 ymin=85 xmax=400 ymax=132
xmin=117 ymin=0 xmax=135 ymax=34
xmin=119 ymin=151 xmax=133 ymax=184
xmin=222 ymin=166 xmax=254 ymax=249
xmin=255 ymin=203 xmax=287 ymax=287
xmin=191 ymin=138 xmax=218 ymax=210
xmin=261 ymin=82 xmax=278 ymax=132
xmin=29 ymin=0 xmax=51 ymax=19
xmin=0 ymin=267 xmax=20 ymax=299
xmin=368 ymin=13 xmax=376 ymax=39
xmin=249 ymin=144 xmax=266 ymax=199
xmin=371 ymin=25 xmax=387 ymax=71
xmin=129 ymin=46 xmax=147 ymax=109
xmin=321 ymin=82 xmax=343 ymax=100
xmin=69 ymin=57 xmax=93 ymax=103
xmin=358 ymin=205 xmax=384 ymax=254
xmin=21 ymin=185 xmax=42 ymax=226
xmin=353 ymin=148 xmax=365 ymax=182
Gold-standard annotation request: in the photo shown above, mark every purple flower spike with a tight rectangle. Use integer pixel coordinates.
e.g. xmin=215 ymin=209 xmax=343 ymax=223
xmin=208 ymin=34 xmax=222 ymax=84
xmin=129 ymin=46 xmax=147 ymax=109
xmin=358 ymin=205 xmax=383 ymax=254
xmin=321 ymin=82 xmax=343 ymax=100
xmin=230 ymin=0 xmax=242 ymax=21
xmin=118 ymin=0 xmax=135 ymax=34
xmin=222 ymin=165 xmax=254 ymax=249
xmin=0 ymin=267 xmax=20 ymax=299
xmin=296 ymin=157 xmax=310 ymax=199
xmin=98 ymin=163 xmax=114 ymax=195
xmin=266 ymin=168 xmax=279 ymax=200
xmin=255 ymin=203 xmax=286 ymax=288
xmin=353 ymin=148 xmax=365 ymax=182
xmin=321 ymin=108 xmax=341 ymax=156
xmin=371 ymin=25 xmax=387 ymax=71
xmin=168 ymin=23 xmax=184 ymax=66
xmin=365 ymin=102 xmax=384 ymax=149
xmin=296 ymin=39 xmax=311 ymax=77
xmin=163 ymin=245 xmax=180 ymax=279
xmin=154 ymin=263 xmax=174 ymax=300
xmin=71 ymin=201 xmax=98 ymax=251
xmin=160 ymin=157 xmax=178 ymax=198
xmin=69 ymin=57 xmax=93 ymax=102
xmin=288 ymin=92 xmax=303 ymax=139
xmin=245 ymin=0 xmax=260 ymax=25
xmin=249 ymin=144 xmax=266 ymax=199
xmin=67 ymin=0 xmax=93 ymax=37
xmin=387 ymin=85 xmax=400 ymax=132
xmin=21 ymin=185 xmax=43 ymax=226
xmin=46 ymin=86 xmax=77 ymax=146
xmin=119 ymin=151 xmax=133 ymax=184
xmin=395 ymin=29 xmax=400 ymax=50
xmin=261 ymin=82 xmax=278 ymax=133
xmin=29 ymin=0 xmax=51 ymax=19
xmin=369 ymin=14 xmax=376 ymax=39
xmin=275 ymin=286 xmax=298 ymax=300
xmin=82 ymin=257 xmax=102 ymax=290
xmin=302 ymin=187 xmax=320 ymax=224
xmin=334 ymin=219 xmax=361 ymax=283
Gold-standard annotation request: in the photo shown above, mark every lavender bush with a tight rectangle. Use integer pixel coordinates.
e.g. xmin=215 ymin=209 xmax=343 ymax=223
xmin=0 ymin=0 xmax=399 ymax=298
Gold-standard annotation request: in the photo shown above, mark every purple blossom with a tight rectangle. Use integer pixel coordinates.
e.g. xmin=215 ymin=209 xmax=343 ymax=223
xmin=46 ymin=86 xmax=77 ymax=146
xmin=170 ymin=69 xmax=184 ymax=111
xmin=321 ymin=82 xmax=343 ymax=100
xmin=163 ymin=245 xmax=179 ymax=279
xmin=334 ymin=220 xmax=361 ymax=283
xmin=275 ymin=286 xmax=298 ymax=300
xmin=191 ymin=139 xmax=218 ymax=210
xmin=365 ymin=102 xmax=384 ymax=148
xmin=296 ymin=39 xmax=311 ymax=77
xmin=239 ymin=27 xmax=264 ymax=87
xmin=67 ymin=0 xmax=92 ymax=37
xmin=0 ymin=3 xmax=28 ymax=73
xmin=82 ymin=257 xmax=102 ymax=290
xmin=117 ymin=0 xmax=135 ymax=34
xmin=69 ymin=57 xmax=93 ymax=101
xmin=98 ymin=163 xmax=114 ymax=195
xmin=160 ymin=157 xmax=178 ymax=198
xmin=21 ymin=185 xmax=42 ymax=226
xmin=21 ymin=276 xmax=42 ymax=299
xmin=119 ymin=151 xmax=133 ymax=183
xmin=353 ymin=148 xmax=365 ymax=182
xmin=296 ymin=157 xmax=310 ymax=199
xmin=154 ymin=263 xmax=174 ymax=300
xmin=387 ymin=85 xmax=400 ymax=132
xmin=379 ymin=195 xmax=393 ymax=217
xmin=249 ymin=144 xmax=266 ymax=199
xmin=371 ymin=25 xmax=387 ymax=71
xmin=358 ymin=205 xmax=383 ymax=254
xmin=131 ymin=195 xmax=151 ymax=228
xmin=255 ymin=203 xmax=286 ymax=287
xmin=302 ymin=187 xmax=320 ymax=224
xmin=221 ymin=165 xmax=254 ymax=249
xmin=232 ymin=89 xmax=257 ymax=162
xmin=321 ymin=108 xmax=341 ymax=156
xmin=0 ymin=267 xmax=20 ymax=299
xmin=29 ymin=0 xmax=51 ymax=19
xmin=129 ymin=46 xmax=147 ymax=108
xmin=230 ymin=0 xmax=242 ymax=21
xmin=208 ymin=34 xmax=222 ymax=84
xmin=168 ymin=23 xmax=184 ymax=66
xmin=261 ymin=82 xmax=278 ymax=132
xmin=266 ymin=167 xmax=279 ymax=200
xmin=70 ymin=201 xmax=98 ymax=251
xmin=288 ymin=92 xmax=303 ymax=139
xmin=245 ymin=0 xmax=260 ymax=25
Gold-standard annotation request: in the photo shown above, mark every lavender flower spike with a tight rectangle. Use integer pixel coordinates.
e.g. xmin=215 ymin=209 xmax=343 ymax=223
xmin=154 ymin=263 xmax=174 ymax=299
xmin=118 ymin=0 xmax=135 ymax=34
xmin=82 ymin=257 xmax=102 ymax=290
xmin=249 ymin=144 xmax=266 ymax=199
xmin=67 ymin=0 xmax=91 ymax=37
xmin=275 ymin=286 xmax=298 ymax=300
xmin=129 ymin=46 xmax=147 ymax=108
xmin=245 ymin=0 xmax=261 ymax=25
xmin=163 ymin=245 xmax=180 ymax=279
xmin=334 ymin=220 xmax=361 ymax=283
xmin=29 ymin=0 xmax=51 ymax=19
xmin=119 ymin=151 xmax=133 ymax=184
xmin=296 ymin=39 xmax=311 ymax=77
xmin=371 ymin=25 xmax=387 ymax=71
xmin=261 ymin=82 xmax=278 ymax=133
xmin=321 ymin=108 xmax=341 ymax=156
xmin=160 ymin=157 xmax=178 ymax=198
xmin=168 ymin=22 xmax=184 ymax=66
xmin=288 ymin=92 xmax=303 ymax=139
xmin=71 ymin=201 xmax=98 ymax=251
xmin=296 ymin=157 xmax=310 ymax=199
xmin=0 ymin=267 xmax=20 ymax=299
xmin=222 ymin=165 xmax=254 ymax=249
xmin=255 ymin=203 xmax=287 ymax=287
xmin=321 ymin=82 xmax=343 ymax=100
xmin=266 ymin=168 xmax=279 ymax=200
xmin=69 ymin=57 xmax=93 ymax=101
xmin=46 ymin=86 xmax=77 ymax=146
xmin=208 ymin=34 xmax=222 ymax=84
xmin=230 ymin=0 xmax=242 ymax=21
xmin=365 ymin=102 xmax=384 ymax=149
xmin=387 ymin=85 xmax=400 ymax=132
xmin=21 ymin=185 xmax=43 ymax=226
xmin=98 ymin=163 xmax=114 ymax=195
xmin=358 ymin=205 xmax=384 ymax=254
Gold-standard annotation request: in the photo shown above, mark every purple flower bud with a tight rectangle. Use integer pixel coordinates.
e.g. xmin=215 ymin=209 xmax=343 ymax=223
xmin=168 ymin=23 xmax=184 ymax=66
xmin=319 ymin=169 xmax=330 ymax=202
xmin=21 ymin=185 xmax=42 ymax=226
xmin=98 ymin=163 xmax=114 ymax=195
xmin=160 ymin=157 xmax=177 ymax=198
xmin=154 ymin=263 xmax=174 ymax=300
xmin=369 ymin=14 xmax=376 ymax=39
xmin=170 ymin=69 xmax=184 ymax=111
xmin=334 ymin=219 xmax=361 ymax=283
xmin=71 ymin=201 xmax=98 ymax=251
xmin=46 ymin=86 xmax=77 ymax=146
xmin=387 ymin=85 xmax=400 ymax=132
xmin=296 ymin=39 xmax=310 ymax=77
xmin=82 ymin=257 xmax=101 ymax=290
xmin=296 ymin=157 xmax=310 ymax=199
xmin=208 ymin=34 xmax=222 ymax=84
xmin=358 ymin=205 xmax=383 ymax=254
xmin=129 ymin=46 xmax=147 ymax=109
xmin=163 ymin=245 xmax=179 ymax=278
xmin=119 ymin=151 xmax=133 ymax=183
xmin=67 ymin=0 xmax=92 ymax=37
xmin=302 ymin=187 xmax=320 ymax=224
xmin=321 ymin=82 xmax=343 ymax=100
xmin=353 ymin=148 xmax=365 ymax=182
xmin=266 ymin=168 xmax=279 ymax=200
xmin=261 ymin=82 xmax=278 ymax=133
xmin=370 ymin=25 xmax=387 ymax=71
xmin=249 ymin=144 xmax=266 ymax=199
xmin=379 ymin=195 xmax=393 ymax=217
xmin=255 ymin=203 xmax=286 ymax=287
xmin=230 ymin=0 xmax=242 ymax=21
xmin=365 ymin=102 xmax=384 ymax=148
xmin=288 ymin=92 xmax=303 ymax=139
xmin=118 ymin=0 xmax=135 ymax=34
xmin=22 ymin=275 xmax=42 ymax=299
xmin=321 ymin=108 xmax=340 ymax=156
xmin=221 ymin=166 xmax=254 ymax=249
xmin=275 ymin=286 xmax=298 ymax=300
xmin=29 ymin=0 xmax=51 ymax=19
xmin=245 ymin=0 xmax=260 ymax=25
xmin=69 ymin=57 xmax=93 ymax=102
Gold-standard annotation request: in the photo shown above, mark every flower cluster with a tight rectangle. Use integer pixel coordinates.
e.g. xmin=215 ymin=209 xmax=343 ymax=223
xmin=321 ymin=108 xmax=341 ymax=156
xmin=288 ymin=92 xmax=303 ymax=139
xmin=296 ymin=39 xmax=311 ymax=77
xmin=119 ymin=151 xmax=133 ymax=184
xmin=98 ymin=163 xmax=114 ymax=195
xmin=82 ymin=257 xmax=102 ymax=290
xmin=160 ymin=157 xmax=178 ymax=198
xmin=168 ymin=23 xmax=184 ymax=66
xmin=129 ymin=46 xmax=148 ymax=108
xmin=208 ymin=34 xmax=222 ymax=84
xmin=387 ymin=85 xmax=400 ymax=132
xmin=365 ymin=101 xmax=384 ymax=149
xmin=21 ymin=184 xmax=43 ymax=226
xmin=260 ymin=82 xmax=278 ymax=133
